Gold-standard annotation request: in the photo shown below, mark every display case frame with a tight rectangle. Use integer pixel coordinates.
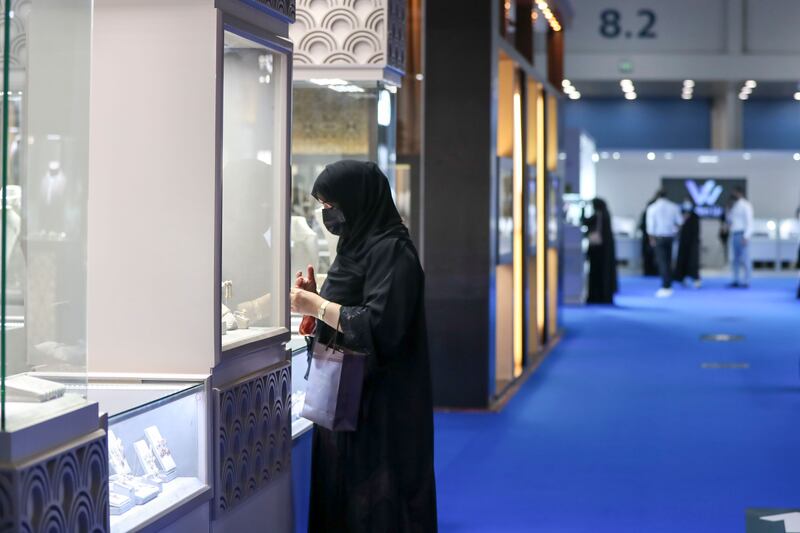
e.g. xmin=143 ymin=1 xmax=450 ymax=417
xmin=216 ymin=17 xmax=293 ymax=362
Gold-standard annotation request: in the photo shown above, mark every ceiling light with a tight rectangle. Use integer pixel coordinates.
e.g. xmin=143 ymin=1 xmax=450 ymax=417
xmin=794 ymin=92 xmax=800 ymax=101
xmin=562 ymin=79 xmax=572 ymax=88
xmin=592 ymin=153 xmax=600 ymax=163
xmin=612 ymin=152 xmax=621 ymax=160
xmin=739 ymin=93 xmax=749 ymax=100
xmin=682 ymin=94 xmax=692 ymax=100
xmin=743 ymin=152 xmax=752 ymax=160
xmin=698 ymin=155 xmax=719 ymax=164
xmin=745 ymin=80 xmax=757 ymax=89
xmin=625 ymin=92 xmax=637 ymax=100
xmin=664 ymin=152 xmax=674 ymax=160
xmin=569 ymin=92 xmax=581 ymax=100
xmin=683 ymin=80 xmax=695 ymax=88
xmin=647 ymin=152 xmax=656 ymax=161
xmin=741 ymin=86 xmax=752 ymax=95
xmin=600 ymin=152 xmax=610 ymax=159
xmin=794 ymin=153 xmax=800 ymax=161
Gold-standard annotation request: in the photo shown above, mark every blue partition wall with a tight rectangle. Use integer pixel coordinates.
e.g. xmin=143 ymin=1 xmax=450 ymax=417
xmin=743 ymin=101 xmax=800 ymax=149
xmin=561 ymin=99 xmax=712 ymax=150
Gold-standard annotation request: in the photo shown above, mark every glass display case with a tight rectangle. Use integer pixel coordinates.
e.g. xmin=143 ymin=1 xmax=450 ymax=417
xmin=221 ymin=29 xmax=289 ymax=352
xmin=87 ymin=379 xmax=210 ymax=532
xmin=1 ymin=0 xmax=92 ymax=432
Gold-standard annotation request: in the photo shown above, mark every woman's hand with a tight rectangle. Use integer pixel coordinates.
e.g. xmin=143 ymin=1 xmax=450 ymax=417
xmin=290 ymin=287 xmax=322 ymax=317
xmin=295 ymin=265 xmax=317 ymax=293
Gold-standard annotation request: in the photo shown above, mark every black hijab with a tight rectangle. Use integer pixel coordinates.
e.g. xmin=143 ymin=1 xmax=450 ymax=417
xmin=311 ymin=160 xmax=409 ymax=261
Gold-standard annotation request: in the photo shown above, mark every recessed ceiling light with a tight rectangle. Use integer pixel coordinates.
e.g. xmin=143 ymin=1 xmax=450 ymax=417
xmin=745 ymin=80 xmax=757 ymax=89
xmin=569 ymin=92 xmax=581 ymax=100
xmin=743 ymin=152 xmax=752 ymax=160
xmin=664 ymin=152 xmax=674 ymax=160
xmin=600 ymin=152 xmax=610 ymax=159
xmin=794 ymin=153 xmax=800 ymax=161
xmin=739 ymin=93 xmax=749 ymax=100
xmin=612 ymin=152 xmax=621 ymax=160
xmin=592 ymin=153 xmax=600 ymax=163
xmin=794 ymin=92 xmax=800 ymax=101
xmin=647 ymin=152 xmax=656 ymax=161
xmin=683 ymin=80 xmax=695 ymax=88
xmin=625 ymin=92 xmax=637 ymax=100
xmin=698 ymin=155 xmax=719 ymax=164
xmin=562 ymin=79 xmax=572 ymax=88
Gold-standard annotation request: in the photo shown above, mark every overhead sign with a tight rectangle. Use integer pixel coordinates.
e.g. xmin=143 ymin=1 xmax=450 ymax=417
xmin=661 ymin=177 xmax=747 ymax=218
xmin=565 ymin=0 xmax=726 ymax=54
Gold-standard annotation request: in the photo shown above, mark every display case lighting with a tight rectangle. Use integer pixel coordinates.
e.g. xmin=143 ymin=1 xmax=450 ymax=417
xmin=309 ymin=78 xmax=348 ymax=86
xmin=329 ymin=84 xmax=365 ymax=93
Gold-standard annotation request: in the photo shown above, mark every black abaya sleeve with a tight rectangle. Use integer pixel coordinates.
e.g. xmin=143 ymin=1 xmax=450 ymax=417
xmin=338 ymin=238 xmax=422 ymax=359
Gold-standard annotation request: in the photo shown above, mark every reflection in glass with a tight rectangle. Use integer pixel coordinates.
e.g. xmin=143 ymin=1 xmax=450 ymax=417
xmin=220 ymin=31 xmax=286 ymax=351
xmin=1 ymin=0 xmax=92 ymax=431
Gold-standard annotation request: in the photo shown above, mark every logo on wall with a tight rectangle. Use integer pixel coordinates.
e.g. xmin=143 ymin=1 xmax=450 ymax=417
xmin=661 ymin=177 xmax=747 ymax=219
xmin=685 ymin=179 xmax=723 ymax=208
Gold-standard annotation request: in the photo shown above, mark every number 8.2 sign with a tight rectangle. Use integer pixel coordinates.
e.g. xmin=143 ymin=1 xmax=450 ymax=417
xmin=565 ymin=0 xmax=726 ymax=54
xmin=600 ymin=8 xmax=656 ymax=39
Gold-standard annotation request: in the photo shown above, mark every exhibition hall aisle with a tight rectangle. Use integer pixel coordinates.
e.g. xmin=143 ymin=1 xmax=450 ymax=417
xmin=434 ymin=276 xmax=800 ymax=532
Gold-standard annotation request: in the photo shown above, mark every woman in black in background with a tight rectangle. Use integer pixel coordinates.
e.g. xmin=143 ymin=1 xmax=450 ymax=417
xmin=674 ymin=201 xmax=702 ymax=288
xmin=640 ymin=195 xmax=659 ymax=276
xmin=290 ymin=160 xmax=437 ymax=532
xmin=583 ymin=198 xmax=618 ymax=304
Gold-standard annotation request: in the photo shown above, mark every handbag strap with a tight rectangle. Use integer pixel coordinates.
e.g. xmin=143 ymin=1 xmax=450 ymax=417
xmin=323 ymin=313 xmax=343 ymax=352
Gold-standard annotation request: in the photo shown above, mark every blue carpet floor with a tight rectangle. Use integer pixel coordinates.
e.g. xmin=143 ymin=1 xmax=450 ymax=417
xmin=434 ymin=275 xmax=800 ymax=532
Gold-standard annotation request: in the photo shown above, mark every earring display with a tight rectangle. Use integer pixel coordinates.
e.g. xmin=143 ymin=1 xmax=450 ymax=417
xmin=109 ymin=492 xmax=134 ymax=516
xmin=144 ymin=425 xmax=177 ymax=480
xmin=108 ymin=429 xmax=132 ymax=476
xmin=110 ymin=475 xmax=160 ymax=505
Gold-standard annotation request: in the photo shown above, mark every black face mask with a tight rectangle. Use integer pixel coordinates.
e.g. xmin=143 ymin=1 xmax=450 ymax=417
xmin=322 ymin=206 xmax=347 ymax=236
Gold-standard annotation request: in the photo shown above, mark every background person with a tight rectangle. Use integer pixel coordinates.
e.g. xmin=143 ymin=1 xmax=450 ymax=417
xmin=639 ymin=194 xmax=659 ymax=276
xmin=582 ymin=198 xmax=618 ymax=304
xmin=290 ymin=160 xmax=438 ymax=532
xmin=646 ymin=190 xmax=683 ymax=298
xmin=674 ymin=200 xmax=702 ymax=288
xmin=727 ymin=187 xmax=754 ymax=288
xmin=719 ymin=199 xmax=732 ymax=265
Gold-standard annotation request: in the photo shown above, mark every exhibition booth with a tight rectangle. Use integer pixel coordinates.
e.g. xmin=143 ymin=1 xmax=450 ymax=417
xmin=1 ymin=0 xmax=296 ymax=531
xmin=592 ymin=150 xmax=800 ymax=271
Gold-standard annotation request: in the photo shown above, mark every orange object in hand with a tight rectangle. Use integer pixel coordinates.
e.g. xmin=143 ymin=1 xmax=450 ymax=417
xmin=296 ymin=265 xmax=318 ymax=336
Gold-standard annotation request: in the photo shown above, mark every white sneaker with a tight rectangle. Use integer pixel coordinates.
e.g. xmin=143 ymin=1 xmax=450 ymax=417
xmin=655 ymin=288 xmax=673 ymax=298
xmin=693 ymin=280 xmax=702 ymax=289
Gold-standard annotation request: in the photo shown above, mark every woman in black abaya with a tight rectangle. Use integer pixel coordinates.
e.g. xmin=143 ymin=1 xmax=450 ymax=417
xmin=674 ymin=202 xmax=701 ymax=287
xmin=583 ymin=198 xmax=618 ymax=304
xmin=289 ymin=160 xmax=438 ymax=533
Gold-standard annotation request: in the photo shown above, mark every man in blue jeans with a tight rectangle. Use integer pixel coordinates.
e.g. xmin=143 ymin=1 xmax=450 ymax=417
xmin=727 ymin=187 xmax=754 ymax=288
xmin=646 ymin=190 xmax=682 ymax=298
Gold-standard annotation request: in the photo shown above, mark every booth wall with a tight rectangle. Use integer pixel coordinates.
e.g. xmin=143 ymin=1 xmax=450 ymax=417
xmin=562 ymin=99 xmax=712 ymax=150
xmin=743 ymin=101 xmax=800 ymax=150
xmin=595 ymin=153 xmax=800 ymax=221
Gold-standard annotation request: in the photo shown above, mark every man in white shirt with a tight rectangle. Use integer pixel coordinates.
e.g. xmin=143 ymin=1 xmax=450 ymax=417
xmin=727 ymin=187 xmax=754 ymax=288
xmin=646 ymin=190 xmax=683 ymax=297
